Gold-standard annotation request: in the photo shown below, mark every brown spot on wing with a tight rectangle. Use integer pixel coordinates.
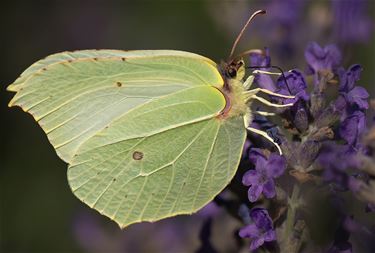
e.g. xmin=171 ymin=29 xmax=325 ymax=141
xmin=132 ymin=151 xmax=144 ymax=160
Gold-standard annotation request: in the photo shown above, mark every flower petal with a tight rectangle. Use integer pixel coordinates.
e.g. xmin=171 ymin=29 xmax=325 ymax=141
xmin=347 ymin=86 xmax=369 ymax=109
xmin=239 ymin=224 xmax=261 ymax=239
xmin=255 ymin=156 xmax=268 ymax=173
xmin=263 ymin=180 xmax=276 ymax=199
xmin=248 ymin=185 xmax=263 ymax=202
xmin=250 ymin=237 xmax=265 ymax=251
xmin=339 ymin=64 xmax=362 ymax=92
xmin=242 ymin=170 xmax=260 ymax=186
xmin=339 ymin=111 xmax=366 ymax=145
xmin=249 ymin=148 xmax=266 ymax=165
xmin=305 ymin=42 xmax=341 ymax=73
xmin=265 ymin=154 xmax=286 ymax=178
xmin=264 ymin=230 xmax=277 ymax=242
xmin=249 ymin=48 xmax=271 ymax=67
xmin=256 ymin=74 xmax=277 ymax=91
xmin=250 ymin=208 xmax=273 ymax=230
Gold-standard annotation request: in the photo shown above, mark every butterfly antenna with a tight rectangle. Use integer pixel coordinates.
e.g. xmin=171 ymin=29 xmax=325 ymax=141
xmin=229 ymin=10 xmax=266 ymax=60
xmin=247 ymin=65 xmax=293 ymax=94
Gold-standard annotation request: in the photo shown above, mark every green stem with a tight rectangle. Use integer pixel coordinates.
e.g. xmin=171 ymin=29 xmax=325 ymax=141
xmin=280 ymin=185 xmax=305 ymax=253
xmin=286 ymin=185 xmax=300 ymax=235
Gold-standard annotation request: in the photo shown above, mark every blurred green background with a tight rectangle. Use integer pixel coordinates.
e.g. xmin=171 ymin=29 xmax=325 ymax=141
xmin=1 ymin=1 xmax=374 ymax=252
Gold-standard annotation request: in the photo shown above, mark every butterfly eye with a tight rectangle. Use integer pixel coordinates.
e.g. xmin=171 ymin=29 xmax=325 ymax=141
xmin=227 ymin=67 xmax=237 ymax=78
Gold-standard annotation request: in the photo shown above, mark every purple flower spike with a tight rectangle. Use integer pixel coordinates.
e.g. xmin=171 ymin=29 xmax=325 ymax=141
xmin=249 ymin=48 xmax=271 ymax=68
xmin=239 ymin=208 xmax=276 ymax=251
xmin=338 ymin=65 xmax=369 ymax=111
xmin=346 ymin=86 xmax=370 ymax=110
xmin=305 ymin=42 xmax=342 ymax=74
xmin=339 ymin=111 xmax=366 ymax=146
xmin=242 ymin=152 xmax=286 ymax=202
xmin=249 ymin=48 xmax=277 ymax=91
xmin=276 ymin=69 xmax=309 ymax=104
xmin=338 ymin=65 xmax=362 ymax=92
xmin=319 ymin=143 xmax=365 ymax=192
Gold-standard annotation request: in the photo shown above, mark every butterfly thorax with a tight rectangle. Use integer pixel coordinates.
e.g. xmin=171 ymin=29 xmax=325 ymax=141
xmin=217 ymin=59 xmax=249 ymax=120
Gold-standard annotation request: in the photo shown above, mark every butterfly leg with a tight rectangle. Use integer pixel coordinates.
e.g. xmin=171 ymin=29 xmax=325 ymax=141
xmin=252 ymin=69 xmax=282 ymax=76
xmin=247 ymin=88 xmax=294 ymax=98
xmin=243 ymin=89 xmax=294 ymax=106
xmin=246 ymin=126 xmax=283 ymax=155
xmin=242 ymin=71 xmax=294 ymax=154
xmin=244 ymin=70 xmax=281 ymax=91
xmin=243 ymin=75 xmax=255 ymax=90
xmin=252 ymin=95 xmax=294 ymax=107
xmin=254 ymin=111 xmax=276 ymax=116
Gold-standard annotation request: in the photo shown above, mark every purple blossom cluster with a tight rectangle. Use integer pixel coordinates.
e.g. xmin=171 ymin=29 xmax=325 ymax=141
xmin=242 ymin=149 xmax=286 ymax=202
xmin=236 ymin=42 xmax=375 ymax=252
xmin=239 ymin=208 xmax=276 ymax=251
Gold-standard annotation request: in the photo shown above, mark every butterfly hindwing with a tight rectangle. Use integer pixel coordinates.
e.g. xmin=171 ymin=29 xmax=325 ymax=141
xmin=68 ymin=108 xmax=246 ymax=228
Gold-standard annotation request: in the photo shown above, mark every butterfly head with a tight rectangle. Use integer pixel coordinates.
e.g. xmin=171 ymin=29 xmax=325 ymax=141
xmin=216 ymin=58 xmax=249 ymax=120
xmin=222 ymin=58 xmax=245 ymax=81
xmin=221 ymin=9 xmax=265 ymax=92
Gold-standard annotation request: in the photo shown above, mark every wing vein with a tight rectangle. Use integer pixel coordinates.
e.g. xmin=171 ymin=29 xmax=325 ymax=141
xmin=70 ymin=137 xmax=146 ymax=188
xmin=119 ymin=177 xmax=148 ymax=225
xmin=53 ymin=95 xmax=133 ymax=149
xmin=191 ymin=123 xmax=220 ymax=209
xmin=168 ymin=121 xmax=213 ymax=214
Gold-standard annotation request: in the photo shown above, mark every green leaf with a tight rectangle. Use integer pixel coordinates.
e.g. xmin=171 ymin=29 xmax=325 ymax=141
xmin=8 ymin=50 xmax=246 ymax=228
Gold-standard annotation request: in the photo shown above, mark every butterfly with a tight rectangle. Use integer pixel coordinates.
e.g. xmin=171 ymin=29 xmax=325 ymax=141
xmin=7 ymin=10 xmax=293 ymax=228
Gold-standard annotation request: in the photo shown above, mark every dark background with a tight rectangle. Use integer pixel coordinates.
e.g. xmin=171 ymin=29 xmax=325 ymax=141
xmin=1 ymin=1 xmax=374 ymax=252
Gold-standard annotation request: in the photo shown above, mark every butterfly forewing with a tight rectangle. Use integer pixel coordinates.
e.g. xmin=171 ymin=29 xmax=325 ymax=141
xmin=8 ymin=50 xmax=223 ymax=162
xmin=8 ymin=50 xmax=247 ymax=228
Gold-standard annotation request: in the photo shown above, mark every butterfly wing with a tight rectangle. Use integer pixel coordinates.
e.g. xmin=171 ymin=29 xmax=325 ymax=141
xmin=8 ymin=50 xmax=222 ymax=162
xmin=8 ymin=50 xmax=246 ymax=227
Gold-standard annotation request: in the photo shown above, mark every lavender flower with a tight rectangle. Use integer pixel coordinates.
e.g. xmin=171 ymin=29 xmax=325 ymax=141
xmin=292 ymin=101 xmax=310 ymax=132
xmin=337 ymin=64 xmax=369 ymax=111
xmin=339 ymin=110 xmax=366 ymax=146
xmin=249 ymin=48 xmax=271 ymax=68
xmin=275 ymin=70 xmax=310 ymax=133
xmin=249 ymin=49 xmax=276 ymax=91
xmin=239 ymin=208 xmax=276 ymax=251
xmin=319 ymin=143 xmax=363 ymax=191
xmin=276 ymin=69 xmax=310 ymax=104
xmin=305 ymin=42 xmax=342 ymax=74
xmin=242 ymin=151 xmax=286 ymax=202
